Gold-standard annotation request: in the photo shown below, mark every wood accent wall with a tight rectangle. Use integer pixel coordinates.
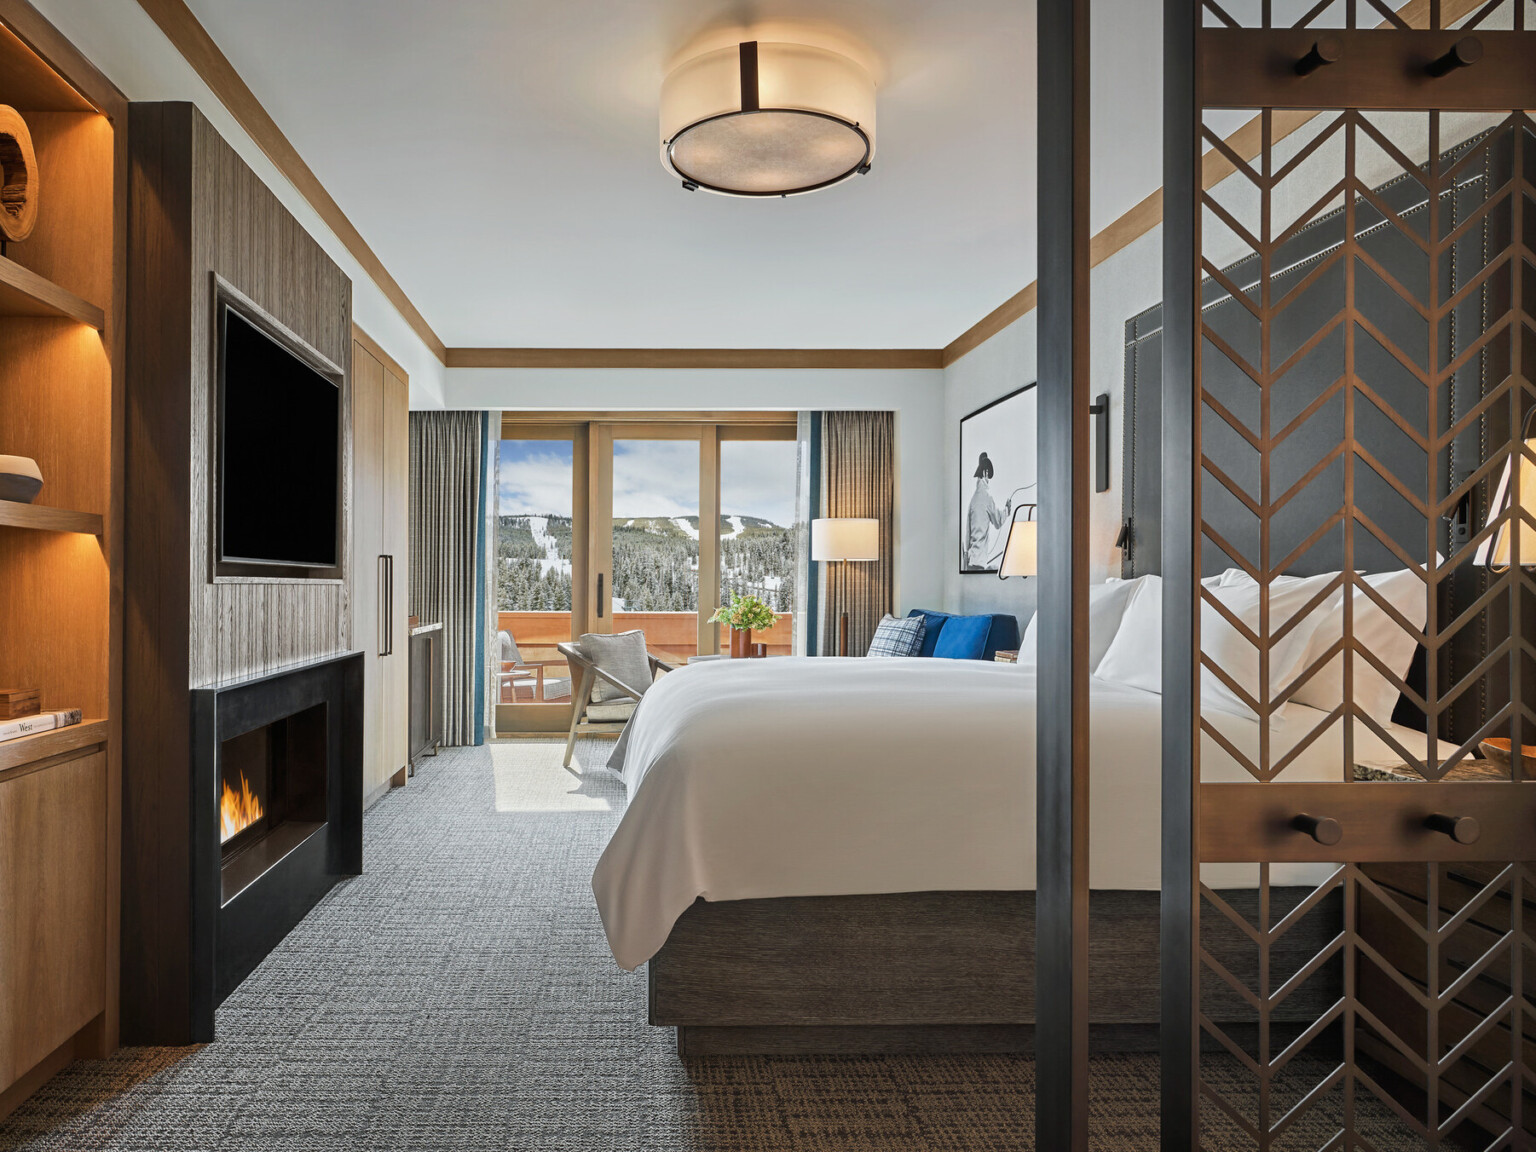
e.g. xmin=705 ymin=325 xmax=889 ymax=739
xmin=123 ymin=102 xmax=353 ymax=1044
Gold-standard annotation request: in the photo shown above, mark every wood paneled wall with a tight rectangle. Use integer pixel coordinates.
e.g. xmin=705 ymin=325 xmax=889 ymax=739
xmin=123 ymin=103 xmax=352 ymax=1043
xmin=187 ymin=111 xmax=352 ymax=685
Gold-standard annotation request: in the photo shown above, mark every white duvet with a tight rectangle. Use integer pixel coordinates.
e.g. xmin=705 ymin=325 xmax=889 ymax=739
xmin=592 ymin=656 xmax=1437 ymax=971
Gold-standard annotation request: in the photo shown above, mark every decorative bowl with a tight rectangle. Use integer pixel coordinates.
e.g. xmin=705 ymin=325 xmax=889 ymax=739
xmin=0 ymin=455 xmax=41 ymax=503
xmin=1478 ymin=738 xmax=1536 ymax=772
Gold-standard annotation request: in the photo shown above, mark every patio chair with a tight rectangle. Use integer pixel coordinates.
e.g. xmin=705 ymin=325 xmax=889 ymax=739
xmin=556 ymin=632 xmax=675 ymax=767
xmin=498 ymin=630 xmax=544 ymax=703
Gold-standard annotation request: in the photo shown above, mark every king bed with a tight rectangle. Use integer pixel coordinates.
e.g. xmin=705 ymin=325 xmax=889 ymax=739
xmin=592 ymin=650 xmax=1436 ymax=1055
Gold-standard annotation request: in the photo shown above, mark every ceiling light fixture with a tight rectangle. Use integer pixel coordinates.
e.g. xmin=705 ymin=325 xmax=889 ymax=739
xmin=660 ymin=40 xmax=876 ymax=198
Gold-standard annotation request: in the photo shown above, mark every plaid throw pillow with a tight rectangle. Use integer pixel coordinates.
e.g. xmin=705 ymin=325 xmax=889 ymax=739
xmin=866 ymin=613 xmax=926 ymax=658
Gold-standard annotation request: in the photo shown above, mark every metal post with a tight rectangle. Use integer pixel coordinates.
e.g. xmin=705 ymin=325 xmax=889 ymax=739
xmin=1035 ymin=0 xmax=1092 ymax=1147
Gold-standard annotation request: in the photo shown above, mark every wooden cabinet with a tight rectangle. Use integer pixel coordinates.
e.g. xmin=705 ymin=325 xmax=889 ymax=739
xmin=351 ymin=332 xmax=409 ymax=801
xmin=0 ymin=750 xmax=107 ymax=1087
xmin=0 ymin=3 xmax=123 ymax=1114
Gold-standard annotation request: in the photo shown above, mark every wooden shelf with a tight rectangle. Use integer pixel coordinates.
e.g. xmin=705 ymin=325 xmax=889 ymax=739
xmin=0 ymin=256 xmax=105 ymax=328
xmin=0 ymin=718 xmax=107 ymax=774
xmin=0 ymin=500 xmax=102 ymax=534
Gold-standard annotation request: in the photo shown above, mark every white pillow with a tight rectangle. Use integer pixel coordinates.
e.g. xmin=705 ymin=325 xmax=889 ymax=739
xmin=1289 ymin=569 xmax=1426 ymax=721
xmin=1200 ymin=572 xmax=1337 ymax=723
xmin=1093 ymin=572 xmax=1337 ymax=723
xmin=1018 ymin=577 xmax=1143 ymax=669
xmin=1092 ymin=576 xmax=1163 ymax=693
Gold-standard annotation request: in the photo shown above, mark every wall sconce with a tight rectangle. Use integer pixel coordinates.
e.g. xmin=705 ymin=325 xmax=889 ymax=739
xmin=1090 ymin=393 xmax=1109 ymax=493
xmin=1475 ymin=408 xmax=1535 ymax=572
xmin=812 ymin=517 xmax=878 ymax=655
xmin=998 ymin=504 xmax=1038 ymax=580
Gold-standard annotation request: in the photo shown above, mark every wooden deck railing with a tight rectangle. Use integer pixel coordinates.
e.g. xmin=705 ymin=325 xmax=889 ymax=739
xmin=496 ymin=610 xmax=794 ymax=678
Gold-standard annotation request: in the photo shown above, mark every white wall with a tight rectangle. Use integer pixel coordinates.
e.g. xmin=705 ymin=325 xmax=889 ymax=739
xmin=35 ymin=0 xmax=448 ymax=406
xmin=444 ymin=367 xmax=948 ymax=613
xmin=942 ymin=226 xmax=1163 ymax=623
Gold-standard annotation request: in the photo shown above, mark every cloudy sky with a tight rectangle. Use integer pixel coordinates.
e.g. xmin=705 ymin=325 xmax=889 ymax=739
xmin=498 ymin=438 xmax=797 ymax=525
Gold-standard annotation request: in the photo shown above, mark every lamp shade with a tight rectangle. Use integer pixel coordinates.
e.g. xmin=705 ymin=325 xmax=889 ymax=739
xmin=999 ymin=518 xmax=1038 ymax=578
xmin=1475 ymin=417 xmax=1535 ymax=570
xmin=811 ymin=517 xmax=878 ymax=561
xmin=660 ymin=41 xmax=875 ymax=197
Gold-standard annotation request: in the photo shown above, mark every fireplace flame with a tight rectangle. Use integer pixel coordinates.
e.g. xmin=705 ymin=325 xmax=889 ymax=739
xmin=220 ymin=771 xmax=263 ymax=842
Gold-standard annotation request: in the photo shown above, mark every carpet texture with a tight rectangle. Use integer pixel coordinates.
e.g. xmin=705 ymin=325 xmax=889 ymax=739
xmin=0 ymin=741 xmax=1404 ymax=1151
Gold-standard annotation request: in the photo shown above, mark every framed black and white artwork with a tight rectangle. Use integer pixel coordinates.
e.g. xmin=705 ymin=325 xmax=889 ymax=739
xmin=958 ymin=383 xmax=1037 ymax=573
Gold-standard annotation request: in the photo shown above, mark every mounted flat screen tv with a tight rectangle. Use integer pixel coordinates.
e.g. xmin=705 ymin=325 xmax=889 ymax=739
xmin=218 ymin=304 xmax=341 ymax=571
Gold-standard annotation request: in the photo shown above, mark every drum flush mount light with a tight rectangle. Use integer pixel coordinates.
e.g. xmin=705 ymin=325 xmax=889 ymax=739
xmin=660 ymin=40 xmax=876 ymax=197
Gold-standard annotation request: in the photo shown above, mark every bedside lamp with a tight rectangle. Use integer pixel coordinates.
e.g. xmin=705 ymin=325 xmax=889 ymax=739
xmin=812 ymin=517 xmax=878 ymax=656
xmin=998 ymin=505 xmax=1038 ymax=579
xmin=1475 ymin=409 xmax=1535 ymax=572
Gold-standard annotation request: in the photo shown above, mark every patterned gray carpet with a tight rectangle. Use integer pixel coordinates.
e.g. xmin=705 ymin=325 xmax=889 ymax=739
xmin=0 ymin=740 xmax=1190 ymax=1150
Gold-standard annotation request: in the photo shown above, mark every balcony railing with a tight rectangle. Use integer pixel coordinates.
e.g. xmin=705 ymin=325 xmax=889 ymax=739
xmin=495 ymin=610 xmax=794 ymax=703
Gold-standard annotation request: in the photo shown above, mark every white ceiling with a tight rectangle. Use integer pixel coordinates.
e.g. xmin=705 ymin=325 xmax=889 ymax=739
xmin=184 ymin=0 xmax=1177 ymax=350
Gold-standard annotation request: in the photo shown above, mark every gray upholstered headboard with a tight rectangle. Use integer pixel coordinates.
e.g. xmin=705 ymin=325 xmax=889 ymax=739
xmin=1119 ymin=128 xmax=1515 ymax=739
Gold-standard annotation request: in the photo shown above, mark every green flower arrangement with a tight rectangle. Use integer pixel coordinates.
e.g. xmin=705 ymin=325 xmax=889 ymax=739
xmin=709 ymin=591 xmax=779 ymax=632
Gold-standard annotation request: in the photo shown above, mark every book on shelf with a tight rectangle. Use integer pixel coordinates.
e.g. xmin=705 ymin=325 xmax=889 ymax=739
xmin=0 ymin=708 xmax=83 ymax=743
xmin=993 ymin=649 xmax=1019 ymax=664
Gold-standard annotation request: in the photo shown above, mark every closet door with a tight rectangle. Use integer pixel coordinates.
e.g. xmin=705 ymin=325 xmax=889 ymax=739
xmin=349 ymin=341 xmax=387 ymax=797
xmin=380 ymin=365 xmax=409 ymax=780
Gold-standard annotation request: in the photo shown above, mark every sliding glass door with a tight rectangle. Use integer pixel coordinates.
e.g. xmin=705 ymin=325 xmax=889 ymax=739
xmin=496 ymin=415 xmax=798 ymax=733
xmin=605 ymin=430 xmax=703 ymax=665
xmin=494 ymin=425 xmax=587 ymax=732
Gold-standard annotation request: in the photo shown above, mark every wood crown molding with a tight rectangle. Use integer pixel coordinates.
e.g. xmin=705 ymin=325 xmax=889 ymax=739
xmin=133 ymin=0 xmax=447 ymax=363
xmin=940 ymin=0 xmax=1485 ymax=368
xmin=447 ymin=347 xmax=944 ymax=370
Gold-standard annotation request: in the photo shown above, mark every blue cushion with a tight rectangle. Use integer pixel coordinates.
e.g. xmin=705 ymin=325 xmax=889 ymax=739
xmin=932 ymin=614 xmax=991 ymax=660
xmin=907 ymin=609 xmax=950 ymax=657
xmin=907 ymin=609 xmax=1020 ymax=660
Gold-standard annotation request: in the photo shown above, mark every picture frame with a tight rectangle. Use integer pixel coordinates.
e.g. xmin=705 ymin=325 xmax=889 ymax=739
xmin=958 ymin=383 xmax=1037 ymax=573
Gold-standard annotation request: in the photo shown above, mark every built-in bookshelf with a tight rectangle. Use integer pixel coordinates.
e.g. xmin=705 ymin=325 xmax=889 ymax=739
xmin=0 ymin=0 xmax=124 ymax=1117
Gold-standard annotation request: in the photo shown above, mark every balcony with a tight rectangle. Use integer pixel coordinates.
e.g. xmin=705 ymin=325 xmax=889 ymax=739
xmin=496 ymin=610 xmax=794 ymax=703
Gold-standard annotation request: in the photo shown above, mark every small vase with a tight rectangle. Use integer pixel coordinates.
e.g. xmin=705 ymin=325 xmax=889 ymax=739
xmin=730 ymin=627 xmax=752 ymax=658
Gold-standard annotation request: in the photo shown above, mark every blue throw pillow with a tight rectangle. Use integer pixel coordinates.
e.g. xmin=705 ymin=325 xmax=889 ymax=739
xmin=932 ymin=614 xmax=991 ymax=660
xmin=907 ymin=609 xmax=950 ymax=658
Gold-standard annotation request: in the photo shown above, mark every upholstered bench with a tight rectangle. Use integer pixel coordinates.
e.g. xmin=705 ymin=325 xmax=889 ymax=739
xmin=904 ymin=609 xmax=1020 ymax=661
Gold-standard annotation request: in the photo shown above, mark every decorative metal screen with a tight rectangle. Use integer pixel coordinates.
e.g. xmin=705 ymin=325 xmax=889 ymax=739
xmin=1168 ymin=3 xmax=1536 ymax=1149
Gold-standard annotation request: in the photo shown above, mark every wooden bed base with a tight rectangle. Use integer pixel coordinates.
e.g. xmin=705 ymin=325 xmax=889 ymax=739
xmin=649 ymin=889 xmax=1342 ymax=1056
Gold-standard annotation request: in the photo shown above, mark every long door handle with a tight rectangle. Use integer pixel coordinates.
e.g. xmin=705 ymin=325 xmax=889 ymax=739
xmin=377 ymin=555 xmax=389 ymax=656
xmin=597 ymin=573 xmax=605 ymax=618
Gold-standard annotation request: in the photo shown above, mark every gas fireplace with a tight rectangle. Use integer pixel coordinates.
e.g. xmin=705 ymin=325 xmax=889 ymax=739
xmin=188 ymin=653 xmax=363 ymax=1040
xmin=217 ymin=702 xmax=330 ymax=905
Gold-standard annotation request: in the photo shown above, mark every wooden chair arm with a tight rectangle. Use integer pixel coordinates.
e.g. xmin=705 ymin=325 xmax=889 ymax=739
xmin=649 ymin=655 xmax=677 ymax=675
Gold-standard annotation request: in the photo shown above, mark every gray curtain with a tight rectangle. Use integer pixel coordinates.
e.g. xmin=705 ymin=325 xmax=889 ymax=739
xmin=819 ymin=411 xmax=895 ymax=656
xmin=409 ymin=411 xmax=485 ymax=746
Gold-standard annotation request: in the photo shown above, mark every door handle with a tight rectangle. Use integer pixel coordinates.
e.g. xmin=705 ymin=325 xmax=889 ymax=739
xmin=386 ymin=555 xmax=395 ymax=656
xmin=377 ymin=555 xmax=387 ymax=656
xmin=597 ymin=573 xmax=605 ymax=618
xmin=1424 ymin=813 xmax=1480 ymax=844
xmin=1291 ymin=813 xmax=1342 ymax=846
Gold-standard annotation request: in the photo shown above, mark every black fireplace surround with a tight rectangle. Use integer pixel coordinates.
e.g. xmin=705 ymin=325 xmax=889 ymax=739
xmin=190 ymin=652 xmax=363 ymax=1039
